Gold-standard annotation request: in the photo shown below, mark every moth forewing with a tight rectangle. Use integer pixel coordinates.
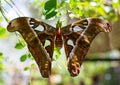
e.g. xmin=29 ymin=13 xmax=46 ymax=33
xmin=67 ymin=18 xmax=112 ymax=76
xmin=7 ymin=17 xmax=52 ymax=78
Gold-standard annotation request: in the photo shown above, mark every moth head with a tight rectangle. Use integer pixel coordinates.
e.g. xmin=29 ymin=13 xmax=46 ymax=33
xmin=87 ymin=18 xmax=112 ymax=32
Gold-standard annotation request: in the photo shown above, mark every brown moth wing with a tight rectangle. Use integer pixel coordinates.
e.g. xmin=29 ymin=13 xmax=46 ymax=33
xmin=28 ymin=18 xmax=56 ymax=77
xmin=28 ymin=17 xmax=57 ymax=77
xmin=7 ymin=17 xmax=54 ymax=78
xmin=62 ymin=25 xmax=82 ymax=59
xmin=62 ymin=19 xmax=88 ymax=60
xmin=67 ymin=18 xmax=112 ymax=76
xmin=29 ymin=18 xmax=56 ymax=59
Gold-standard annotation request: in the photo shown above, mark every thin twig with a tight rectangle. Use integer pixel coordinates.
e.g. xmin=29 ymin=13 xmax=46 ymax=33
xmin=84 ymin=58 xmax=120 ymax=62
xmin=9 ymin=0 xmax=24 ymax=16
xmin=0 ymin=6 xmax=9 ymax=22
xmin=4 ymin=0 xmax=21 ymax=16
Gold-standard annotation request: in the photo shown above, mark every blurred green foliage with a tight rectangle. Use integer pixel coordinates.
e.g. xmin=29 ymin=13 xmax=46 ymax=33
xmin=0 ymin=26 xmax=6 ymax=37
xmin=0 ymin=52 xmax=4 ymax=84
xmin=29 ymin=0 xmax=120 ymax=22
xmin=0 ymin=52 xmax=3 ymax=71
xmin=53 ymin=46 xmax=61 ymax=60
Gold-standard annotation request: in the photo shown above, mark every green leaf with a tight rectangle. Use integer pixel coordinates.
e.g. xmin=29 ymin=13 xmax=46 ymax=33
xmin=24 ymin=67 xmax=29 ymax=71
xmin=44 ymin=0 xmax=57 ymax=19
xmin=20 ymin=54 xmax=27 ymax=62
xmin=0 ymin=26 xmax=6 ymax=36
xmin=54 ymin=46 xmax=61 ymax=59
xmin=0 ymin=52 xmax=3 ymax=60
xmin=27 ymin=53 xmax=32 ymax=58
xmin=56 ymin=20 xmax=62 ymax=28
xmin=46 ymin=11 xmax=57 ymax=19
xmin=0 ymin=62 xmax=3 ymax=70
xmin=15 ymin=42 xmax=25 ymax=49
xmin=31 ymin=64 xmax=36 ymax=67
xmin=0 ymin=53 xmax=3 ymax=56
xmin=44 ymin=0 xmax=56 ymax=11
